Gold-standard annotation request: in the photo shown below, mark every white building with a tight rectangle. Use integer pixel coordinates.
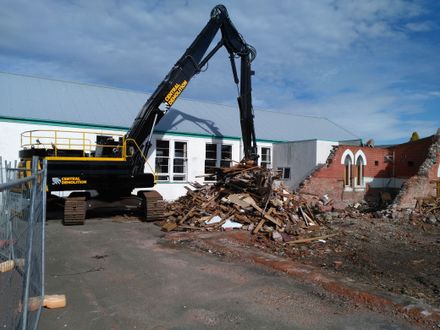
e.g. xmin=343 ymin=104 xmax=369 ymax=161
xmin=0 ymin=72 xmax=360 ymax=200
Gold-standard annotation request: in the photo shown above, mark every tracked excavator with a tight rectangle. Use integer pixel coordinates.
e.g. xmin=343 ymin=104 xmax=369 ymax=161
xmin=19 ymin=4 xmax=258 ymax=224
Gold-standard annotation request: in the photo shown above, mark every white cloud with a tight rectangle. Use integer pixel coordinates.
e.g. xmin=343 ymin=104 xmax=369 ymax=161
xmin=405 ymin=21 xmax=438 ymax=32
xmin=278 ymin=91 xmax=437 ymax=142
xmin=0 ymin=0 xmax=438 ymax=143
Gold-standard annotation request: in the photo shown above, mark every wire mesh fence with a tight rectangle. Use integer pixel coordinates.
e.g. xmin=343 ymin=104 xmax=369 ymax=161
xmin=0 ymin=157 xmax=46 ymax=330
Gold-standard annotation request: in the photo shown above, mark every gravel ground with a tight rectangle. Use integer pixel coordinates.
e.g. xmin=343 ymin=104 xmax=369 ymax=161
xmin=253 ymin=215 xmax=440 ymax=308
xmin=39 ymin=218 xmax=417 ymax=329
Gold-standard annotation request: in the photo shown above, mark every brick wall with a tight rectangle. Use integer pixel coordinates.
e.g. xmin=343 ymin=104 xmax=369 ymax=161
xmin=312 ymin=146 xmax=391 ymax=179
xmin=300 ymin=145 xmax=393 ymax=205
xmin=391 ymin=137 xmax=434 ymax=178
xmin=299 ymin=134 xmax=439 ymax=207
xmin=300 ymin=177 xmax=344 ymax=202
xmin=393 ymin=136 xmax=440 ymax=209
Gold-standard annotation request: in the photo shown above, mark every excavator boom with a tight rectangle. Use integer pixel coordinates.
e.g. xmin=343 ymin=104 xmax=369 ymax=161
xmin=127 ymin=4 xmax=258 ymax=176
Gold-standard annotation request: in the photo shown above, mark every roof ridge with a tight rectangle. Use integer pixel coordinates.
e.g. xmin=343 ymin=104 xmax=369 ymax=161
xmin=0 ymin=70 xmax=145 ymax=95
xmin=0 ymin=71 xmax=327 ymax=121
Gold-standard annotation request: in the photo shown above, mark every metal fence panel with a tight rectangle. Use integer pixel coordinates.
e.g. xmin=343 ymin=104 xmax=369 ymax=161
xmin=0 ymin=157 xmax=46 ymax=330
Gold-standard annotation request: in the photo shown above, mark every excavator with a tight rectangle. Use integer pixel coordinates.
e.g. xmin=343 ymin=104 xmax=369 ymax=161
xmin=19 ymin=4 xmax=258 ymax=224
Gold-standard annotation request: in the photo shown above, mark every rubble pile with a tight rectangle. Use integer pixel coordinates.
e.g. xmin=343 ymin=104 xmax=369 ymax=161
xmin=418 ymin=134 xmax=440 ymax=176
xmin=162 ymin=164 xmax=333 ymax=243
xmin=414 ymin=197 xmax=440 ymax=224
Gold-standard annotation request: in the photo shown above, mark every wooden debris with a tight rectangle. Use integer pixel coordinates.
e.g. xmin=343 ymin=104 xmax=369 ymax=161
xmin=253 ymin=219 xmax=265 ymax=234
xmin=162 ymin=221 xmax=178 ymax=232
xmin=26 ymin=294 xmax=67 ymax=312
xmin=0 ymin=258 xmax=25 ymax=273
xmin=44 ymin=294 xmax=67 ymax=309
xmin=286 ymin=233 xmax=338 ymax=245
xmin=415 ymin=196 xmax=440 ymax=219
xmin=164 ymin=163 xmax=331 ymax=243
xmin=0 ymin=260 xmax=15 ymax=273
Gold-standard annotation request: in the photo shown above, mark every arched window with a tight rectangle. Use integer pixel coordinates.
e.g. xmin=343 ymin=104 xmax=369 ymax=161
xmin=344 ymin=155 xmax=352 ymax=186
xmin=356 ymin=156 xmax=364 ymax=186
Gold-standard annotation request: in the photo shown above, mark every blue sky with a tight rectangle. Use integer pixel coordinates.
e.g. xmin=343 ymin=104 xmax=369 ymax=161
xmin=1 ymin=0 xmax=439 ymax=144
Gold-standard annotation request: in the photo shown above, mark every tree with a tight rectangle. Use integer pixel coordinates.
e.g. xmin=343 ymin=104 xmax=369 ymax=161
xmin=410 ymin=131 xmax=420 ymax=142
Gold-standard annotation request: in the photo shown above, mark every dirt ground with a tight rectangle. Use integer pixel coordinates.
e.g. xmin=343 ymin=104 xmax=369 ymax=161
xmin=39 ymin=218 xmax=417 ymax=329
xmin=248 ymin=214 xmax=440 ymax=309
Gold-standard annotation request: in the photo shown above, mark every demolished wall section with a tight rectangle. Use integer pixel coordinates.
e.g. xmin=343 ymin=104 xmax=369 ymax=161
xmin=393 ymin=134 xmax=440 ymax=209
xmin=391 ymin=137 xmax=434 ymax=178
xmin=299 ymin=134 xmax=439 ymax=208
xmin=299 ymin=146 xmax=391 ymax=206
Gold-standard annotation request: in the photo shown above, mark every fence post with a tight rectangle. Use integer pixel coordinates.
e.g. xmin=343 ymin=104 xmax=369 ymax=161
xmin=40 ymin=159 xmax=47 ymax=320
xmin=21 ymin=157 xmax=38 ymax=329
xmin=0 ymin=156 xmax=3 ymax=211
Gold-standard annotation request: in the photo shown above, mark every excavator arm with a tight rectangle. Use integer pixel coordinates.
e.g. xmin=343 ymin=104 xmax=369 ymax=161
xmin=126 ymin=4 xmax=258 ymax=176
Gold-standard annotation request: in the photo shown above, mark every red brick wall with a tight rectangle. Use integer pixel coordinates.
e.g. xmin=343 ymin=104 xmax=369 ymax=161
xmin=299 ymin=135 xmax=438 ymax=207
xmin=316 ymin=138 xmax=435 ymax=180
xmin=299 ymin=177 xmax=344 ymax=202
xmin=313 ymin=146 xmax=392 ymax=179
xmin=391 ymin=137 xmax=434 ymax=179
xmin=395 ymin=149 xmax=440 ymax=209
xmin=395 ymin=176 xmax=434 ymax=208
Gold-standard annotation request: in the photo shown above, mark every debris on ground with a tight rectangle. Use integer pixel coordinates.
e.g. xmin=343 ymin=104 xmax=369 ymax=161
xmin=161 ymin=164 xmax=440 ymax=309
xmin=162 ymin=163 xmax=332 ymax=243
xmin=414 ymin=197 xmax=440 ymax=224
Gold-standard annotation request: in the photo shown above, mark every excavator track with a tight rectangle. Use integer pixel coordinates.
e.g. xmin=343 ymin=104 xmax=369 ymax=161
xmin=142 ymin=191 xmax=165 ymax=222
xmin=63 ymin=196 xmax=86 ymax=225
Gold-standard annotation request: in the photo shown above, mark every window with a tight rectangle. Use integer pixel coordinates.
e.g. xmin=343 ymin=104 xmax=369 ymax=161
xmin=344 ymin=155 xmax=352 ymax=187
xmin=205 ymin=143 xmax=217 ymax=181
xmin=173 ymin=142 xmax=187 ymax=181
xmin=277 ymin=167 xmax=291 ymax=179
xmin=374 ymin=160 xmax=379 ymax=166
xmin=205 ymin=143 xmax=233 ymax=181
xmin=355 ymin=156 xmax=364 ymax=186
xmin=155 ymin=140 xmax=187 ymax=182
xmin=155 ymin=140 xmax=169 ymax=181
xmin=261 ymin=147 xmax=271 ymax=168
xmin=220 ymin=145 xmax=232 ymax=168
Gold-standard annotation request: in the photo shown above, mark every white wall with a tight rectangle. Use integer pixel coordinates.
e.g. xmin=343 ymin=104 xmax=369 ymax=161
xmin=273 ymin=140 xmax=338 ymax=191
xmin=149 ymin=134 xmax=244 ymax=200
xmin=0 ymin=120 xmax=273 ymax=201
xmin=149 ymin=134 xmax=273 ymax=200
xmin=316 ymin=140 xmax=337 ymax=164
xmin=273 ymin=140 xmax=316 ymax=191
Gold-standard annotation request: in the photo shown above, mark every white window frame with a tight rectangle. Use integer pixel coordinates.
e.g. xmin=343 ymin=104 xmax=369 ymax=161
xmin=204 ymin=143 xmax=218 ymax=181
xmin=343 ymin=155 xmax=353 ymax=191
xmin=260 ymin=147 xmax=272 ymax=168
xmin=155 ymin=140 xmax=170 ymax=182
xmin=155 ymin=139 xmax=188 ymax=182
xmin=220 ymin=144 xmax=233 ymax=168
xmin=355 ymin=156 xmax=364 ymax=187
xmin=172 ymin=141 xmax=188 ymax=182
xmin=354 ymin=150 xmax=367 ymax=188
xmin=204 ymin=143 xmax=233 ymax=181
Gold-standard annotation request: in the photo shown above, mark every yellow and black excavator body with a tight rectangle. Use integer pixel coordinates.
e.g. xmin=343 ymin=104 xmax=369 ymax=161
xmin=19 ymin=4 xmax=258 ymax=224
